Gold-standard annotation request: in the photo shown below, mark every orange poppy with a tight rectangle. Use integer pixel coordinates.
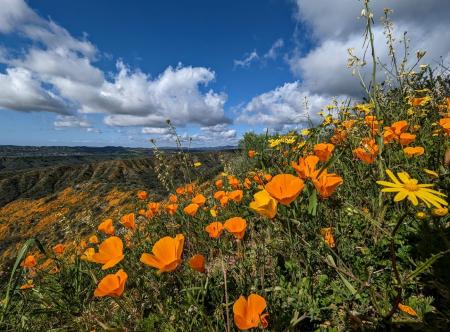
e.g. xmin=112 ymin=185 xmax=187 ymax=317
xmin=205 ymin=222 xmax=224 ymax=238
xmin=147 ymin=202 xmax=161 ymax=214
xmin=248 ymin=150 xmax=256 ymax=158
xmin=228 ymin=176 xmax=240 ymax=189
xmin=192 ymin=194 xmax=206 ymax=206
xmin=330 ymin=128 xmax=348 ymax=144
xmin=186 ymin=183 xmax=195 ymax=194
xmin=233 ymin=294 xmax=269 ymax=330
xmin=94 ymin=269 xmax=128 ymax=297
xmin=89 ymin=235 xmax=99 ymax=244
xmin=138 ymin=209 xmax=146 ymax=216
xmin=224 ymin=217 xmax=247 ymax=240
xmin=313 ymin=143 xmax=334 ymax=162
xmin=243 ymin=178 xmax=252 ymax=189
xmin=21 ymin=255 xmax=37 ymax=268
xmin=439 ymin=117 xmax=450 ymax=134
xmin=184 ymin=203 xmax=199 ymax=216
xmin=228 ymin=190 xmax=243 ymax=203
xmin=176 ymin=186 xmax=186 ymax=195
xmin=91 ymin=236 xmax=124 ymax=270
xmin=398 ymin=133 xmax=416 ymax=146
xmin=398 ymin=303 xmax=418 ymax=316
xmin=383 ymin=120 xmax=409 ymax=143
xmin=145 ymin=209 xmax=154 ymax=219
xmin=220 ymin=195 xmax=230 ymax=207
xmin=80 ymin=248 xmax=95 ymax=261
xmin=265 ymin=173 xmax=304 ymax=205
xmin=353 ymin=138 xmax=379 ymax=164
xmin=410 ymin=96 xmax=430 ymax=107
xmin=403 ymin=146 xmax=424 ymax=157
xmin=364 ymin=115 xmax=379 ymax=135
xmin=20 ymin=280 xmax=34 ymax=290
xmin=320 ymin=227 xmax=336 ymax=247
xmin=165 ymin=203 xmax=178 ymax=215
xmin=52 ymin=244 xmax=65 ymax=255
xmin=249 ymin=189 xmax=277 ymax=219
xmin=98 ymin=218 xmax=115 ymax=235
xmin=137 ymin=190 xmax=148 ymax=200
xmin=188 ymin=254 xmax=206 ymax=273
xmin=140 ymin=234 xmax=184 ymax=272
xmin=169 ymin=194 xmax=178 ymax=203
xmin=120 ymin=213 xmax=136 ymax=230
xmin=214 ymin=190 xmax=226 ymax=200
xmin=291 ymin=155 xmax=320 ymax=179
xmin=215 ymin=179 xmax=224 ymax=188
xmin=312 ymin=170 xmax=343 ymax=199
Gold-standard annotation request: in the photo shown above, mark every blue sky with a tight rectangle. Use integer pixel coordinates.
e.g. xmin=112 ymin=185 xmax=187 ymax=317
xmin=0 ymin=0 xmax=449 ymax=147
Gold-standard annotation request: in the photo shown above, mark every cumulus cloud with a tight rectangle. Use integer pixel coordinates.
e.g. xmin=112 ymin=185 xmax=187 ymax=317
xmin=290 ymin=0 xmax=450 ymax=97
xmin=0 ymin=67 xmax=70 ymax=114
xmin=237 ymin=81 xmax=335 ymax=131
xmin=0 ymin=0 xmax=229 ymax=131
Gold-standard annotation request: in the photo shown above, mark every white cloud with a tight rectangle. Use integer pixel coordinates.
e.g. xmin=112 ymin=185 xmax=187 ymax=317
xmin=237 ymin=81 xmax=336 ymax=131
xmin=54 ymin=115 xmax=91 ymax=128
xmin=0 ymin=0 xmax=229 ymax=131
xmin=264 ymin=38 xmax=284 ymax=59
xmin=141 ymin=127 xmax=170 ymax=135
xmin=290 ymin=0 xmax=450 ymax=97
xmin=0 ymin=67 xmax=70 ymax=113
xmin=234 ymin=51 xmax=259 ymax=68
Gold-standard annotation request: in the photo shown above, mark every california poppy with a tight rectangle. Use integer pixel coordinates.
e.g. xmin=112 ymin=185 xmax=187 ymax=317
xmin=20 ymin=280 xmax=34 ymax=290
xmin=364 ymin=115 xmax=379 ymax=135
xmin=233 ymin=294 xmax=269 ymax=330
xmin=184 ymin=203 xmax=199 ymax=216
xmin=147 ymin=202 xmax=161 ymax=214
xmin=249 ymin=190 xmax=277 ymax=219
xmin=188 ymin=254 xmax=206 ymax=273
xmin=169 ymin=194 xmax=178 ymax=203
xmin=140 ymin=234 xmax=184 ymax=272
xmin=439 ymin=117 xmax=450 ymax=135
xmin=145 ymin=209 xmax=154 ymax=219
xmin=248 ymin=150 xmax=256 ymax=158
xmin=192 ymin=194 xmax=206 ymax=206
xmin=291 ymin=155 xmax=320 ymax=179
xmin=265 ymin=174 xmax=304 ymax=205
xmin=313 ymin=143 xmax=334 ymax=162
xmin=214 ymin=191 xmax=226 ymax=200
xmin=353 ymin=139 xmax=379 ymax=164
xmin=215 ymin=179 xmax=224 ymax=188
xmin=228 ymin=190 xmax=243 ymax=203
xmin=98 ymin=218 xmax=115 ymax=235
xmin=120 ymin=213 xmax=136 ymax=230
xmin=312 ymin=170 xmax=343 ymax=199
xmin=21 ymin=255 xmax=37 ymax=268
xmin=220 ymin=195 xmax=230 ymax=207
xmin=52 ymin=244 xmax=65 ymax=255
xmin=383 ymin=120 xmax=409 ymax=144
xmin=176 ymin=186 xmax=186 ymax=195
xmin=91 ymin=236 xmax=124 ymax=270
xmin=228 ymin=176 xmax=240 ymax=189
xmin=399 ymin=133 xmax=416 ymax=146
xmin=94 ymin=269 xmax=128 ymax=297
xmin=186 ymin=183 xmax=195 ymax=194
xmin=205 ymin=222 xmax=224 ymax=238
xmin=403 ymin=146 xmax=424 ymax=157
xmin=165 ymin=203 xmax=178 ymax=215
xmin=320 ymin=227 xmax=336 ymax=247
xmin=89 ymin=235 xmax=99 ymax=244
xmin=224 ymin=217 xmax=247 ymax=240
xmin=398 ymin=303 xmax=418 ymax=316
xmin=137 ymin=190 xmax=148 ymax=200
xmin=81 ymin=248 xmax=95 ymax=261
xmin=244 ymin=178 xmax=252 ymax=189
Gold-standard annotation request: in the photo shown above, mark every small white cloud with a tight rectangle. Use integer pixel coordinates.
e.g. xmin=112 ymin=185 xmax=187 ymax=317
xmin=233 ymin=51 xmax=259 ymax=68
xmin=264 ymin=38 xmax=284 ymax=59
xmin=141 ymin=127 xmax=170 ymax=135
xmin=54 ymin=115 xmax=90 ymax=128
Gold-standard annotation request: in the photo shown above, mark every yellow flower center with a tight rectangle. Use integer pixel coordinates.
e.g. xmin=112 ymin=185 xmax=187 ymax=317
xmin=403 ymin=182 xmax=419 ymax=192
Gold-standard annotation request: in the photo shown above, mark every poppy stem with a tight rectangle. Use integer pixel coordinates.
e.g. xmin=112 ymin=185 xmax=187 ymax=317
xmin=220 ymin=249 xmax=231 ymax=332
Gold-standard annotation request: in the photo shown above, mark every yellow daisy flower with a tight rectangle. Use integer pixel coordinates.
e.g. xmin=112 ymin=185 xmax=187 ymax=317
xmin=376 ymin=170 xmax=448 ymax=208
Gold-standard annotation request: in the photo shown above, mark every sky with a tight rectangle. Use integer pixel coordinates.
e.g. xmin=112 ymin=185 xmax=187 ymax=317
xmin=0 ymin=0 xmax=449 ymax=147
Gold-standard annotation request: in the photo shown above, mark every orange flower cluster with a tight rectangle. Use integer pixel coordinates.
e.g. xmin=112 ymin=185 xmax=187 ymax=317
xmin=383 ymin=120 xmax=416 ymax=146
xmin=353 ymin=139 xmax=379 ymax=164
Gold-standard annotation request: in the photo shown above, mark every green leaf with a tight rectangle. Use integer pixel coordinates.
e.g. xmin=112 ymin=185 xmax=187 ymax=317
xmin=405 ymin=249 xmax=450 ymax=281
xmin=308 ymin=189 xmax=318 ymax=216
